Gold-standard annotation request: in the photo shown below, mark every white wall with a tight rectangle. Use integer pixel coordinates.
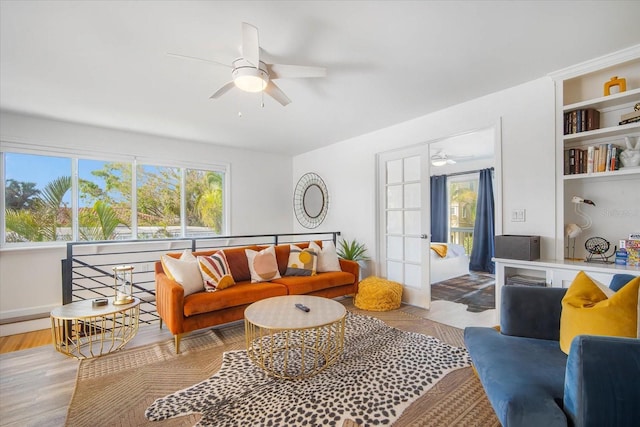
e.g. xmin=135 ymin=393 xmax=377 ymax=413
xmin=0 ymin=111 xmax=293 ymax=335
xmin=292 ymin=77 xmax=557 ymax=274
xmin=0 ymin=76 xmax=559 ymax=334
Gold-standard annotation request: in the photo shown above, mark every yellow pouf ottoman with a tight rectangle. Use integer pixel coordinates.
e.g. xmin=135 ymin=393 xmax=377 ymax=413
xmin=354 ymin=276 xmax=403 ymax=311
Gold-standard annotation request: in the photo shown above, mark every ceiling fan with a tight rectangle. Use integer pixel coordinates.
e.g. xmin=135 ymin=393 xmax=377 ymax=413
xmin=431 ymin=151 xmax=458 ymax=166
xmin=168 ymin=22 xmax=327 ymax=106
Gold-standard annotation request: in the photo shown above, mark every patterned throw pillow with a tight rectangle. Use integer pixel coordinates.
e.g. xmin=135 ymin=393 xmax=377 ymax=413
xmin=245 ymin=245 xmax=282 ymax=283
xmin=309 ymin=241 xmax=342 ymax=272
xmin=285 ymin=244 xmax=318 ymax=276
xmin=197 ymin=251 xmax=235 ymax=292
xmin=160 ymin=249 xmax=204 ymax=296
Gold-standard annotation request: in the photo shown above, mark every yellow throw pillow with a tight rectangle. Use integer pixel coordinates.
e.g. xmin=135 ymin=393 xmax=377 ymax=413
xmin=430 ymin=244 xmax=448 ymax=258
xmin=559 ymin=271 xmax=639 ymax=354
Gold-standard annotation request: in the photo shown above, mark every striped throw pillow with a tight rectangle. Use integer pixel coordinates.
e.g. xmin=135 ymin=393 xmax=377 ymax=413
xmin=197 ymin=251 xmax=236 ymax=292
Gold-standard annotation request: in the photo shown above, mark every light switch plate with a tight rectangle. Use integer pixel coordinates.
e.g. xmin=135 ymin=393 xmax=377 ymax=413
xmin=511 ymin=209 xmax=526 ymax=222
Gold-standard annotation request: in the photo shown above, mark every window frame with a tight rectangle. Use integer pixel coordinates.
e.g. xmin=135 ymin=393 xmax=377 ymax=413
xmin=0 ymin=144 xmax=230 ymax=248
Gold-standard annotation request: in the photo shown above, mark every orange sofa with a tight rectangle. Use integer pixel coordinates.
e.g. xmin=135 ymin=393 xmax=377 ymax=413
xmin=155 ymin=242 xmax=359 ymax=353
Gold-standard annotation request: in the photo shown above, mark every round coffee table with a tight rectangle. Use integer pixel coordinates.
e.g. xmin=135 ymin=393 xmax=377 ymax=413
xmin=244 ymin=295 xmax=346 ymax=380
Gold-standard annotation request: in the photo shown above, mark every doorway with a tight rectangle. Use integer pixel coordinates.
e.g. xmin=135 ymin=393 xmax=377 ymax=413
xmin=377 ymin=123 xmax=502 ymax=310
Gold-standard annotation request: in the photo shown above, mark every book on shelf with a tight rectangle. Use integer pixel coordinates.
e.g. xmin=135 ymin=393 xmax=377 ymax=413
xmin=563 ymin=108 xmax=600 ymax=135
xmin=586 ymin=146 xmax=594 ymax=174
xmin=563 ymin=143 xmax=621 ymax=175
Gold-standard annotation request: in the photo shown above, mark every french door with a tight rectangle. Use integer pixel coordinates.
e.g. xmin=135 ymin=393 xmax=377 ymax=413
xmin=377 ymin=145 xmax=431 ymax=308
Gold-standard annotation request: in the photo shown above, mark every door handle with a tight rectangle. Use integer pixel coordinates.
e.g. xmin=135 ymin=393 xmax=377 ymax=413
xmin=420 ymin=234 xmax=429 ymax=239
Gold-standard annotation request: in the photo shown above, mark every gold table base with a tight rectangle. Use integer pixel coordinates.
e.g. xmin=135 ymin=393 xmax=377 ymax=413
xmin=245 ymin=316 xmax=345 ymax=380
xmin=50 ymin=298 xmax=140 ymax=359
xmin=244 ymin=296 xmax=347 ymax=380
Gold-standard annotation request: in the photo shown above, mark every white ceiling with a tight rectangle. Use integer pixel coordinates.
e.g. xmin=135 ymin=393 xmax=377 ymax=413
xmin=2 ymin=1 xmax=640 ymax=156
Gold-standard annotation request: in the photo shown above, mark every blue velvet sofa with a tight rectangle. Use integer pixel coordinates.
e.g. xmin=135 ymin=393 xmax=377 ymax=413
xmin=464 ymin=276 xmax=640 ymax=427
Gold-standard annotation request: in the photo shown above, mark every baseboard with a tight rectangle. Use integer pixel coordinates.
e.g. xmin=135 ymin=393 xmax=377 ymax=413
xmin=0 ymin=305 xmax=57 ymax=336
xmin=0 ymin=317 xmax=51 ymax=337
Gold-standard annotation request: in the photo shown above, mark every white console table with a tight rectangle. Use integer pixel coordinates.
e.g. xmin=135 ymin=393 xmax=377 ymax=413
xmin=493 ymin=258 xmax=640 ymax=323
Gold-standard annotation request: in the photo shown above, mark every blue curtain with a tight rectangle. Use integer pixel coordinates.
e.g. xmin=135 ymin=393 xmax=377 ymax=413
xmin=430 ymin=175 xmax=448 ymax=243
xmin=469 ymin=168 xmax=495 ymax=273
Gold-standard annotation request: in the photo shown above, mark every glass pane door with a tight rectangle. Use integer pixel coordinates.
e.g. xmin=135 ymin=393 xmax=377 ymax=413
xmin=378 ymin=146 xmax=430 ymax=308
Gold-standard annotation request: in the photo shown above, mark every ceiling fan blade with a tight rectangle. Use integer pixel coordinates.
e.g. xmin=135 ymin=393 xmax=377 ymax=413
xmin=264 ymin=81 xmax=291 ymax=106
xmin=167 ymin=52 xmax=232 ymax=68
xmin=210 ymin=81 xmax=236 ymax=99
xmin=447 ymin=159 xmax=457 ymax=164
xmin=241 ymin=22 xmax=260 ymax=67
xmin=267 ymin=64 xmax=327 ymax=79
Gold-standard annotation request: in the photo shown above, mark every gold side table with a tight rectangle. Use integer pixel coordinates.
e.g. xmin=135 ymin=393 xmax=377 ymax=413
xmin=50 ymin=297 xmax=140 ymax=359
xmin=244 ymin=295 xmax=346 ymax=380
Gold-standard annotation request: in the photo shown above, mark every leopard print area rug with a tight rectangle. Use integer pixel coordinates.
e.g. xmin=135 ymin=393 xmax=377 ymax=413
xmin=145 ymin=312 xmax=471 ymax=427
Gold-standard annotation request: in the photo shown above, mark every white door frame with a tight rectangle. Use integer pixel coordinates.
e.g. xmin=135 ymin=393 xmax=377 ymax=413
xmin=376 ymin=144 xmax=431 ymax=308
xmin=375 ymin=119 xmax=503 ymax=309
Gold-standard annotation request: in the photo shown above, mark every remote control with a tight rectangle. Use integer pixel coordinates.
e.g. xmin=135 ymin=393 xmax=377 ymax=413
xmin=295 ymin=303 xmax=310 ymax=312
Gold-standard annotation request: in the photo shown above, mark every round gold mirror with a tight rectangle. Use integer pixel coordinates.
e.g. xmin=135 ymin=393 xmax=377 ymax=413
xmin=294 ymin=173 xmax=329 ymax=228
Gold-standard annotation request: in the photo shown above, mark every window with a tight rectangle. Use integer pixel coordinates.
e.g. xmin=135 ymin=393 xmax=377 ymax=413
xmin=136 ymin=165 xmax=181 ymax=239
xmin=78 ymin=159 xmax=132 ymax=241
xmin=448 ymin=174 xmax=479 ymax=255
xmin=185 ymin=168 xmax=224 ymax=237
xmin=2 ymin=151 xmax=227 ymax=245
xmin=4 ymin=153 xmax=72 ymax=243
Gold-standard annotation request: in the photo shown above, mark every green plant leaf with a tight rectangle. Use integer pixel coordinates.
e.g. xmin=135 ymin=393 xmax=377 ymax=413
xmin=337 ymin=238 xmax=370 ymax=261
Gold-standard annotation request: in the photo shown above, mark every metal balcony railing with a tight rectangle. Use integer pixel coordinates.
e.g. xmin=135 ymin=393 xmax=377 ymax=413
xmin=450 ymin=227 xmax=474 ymax=255
xmin=61 ymin=231 xmax=341 ymax=326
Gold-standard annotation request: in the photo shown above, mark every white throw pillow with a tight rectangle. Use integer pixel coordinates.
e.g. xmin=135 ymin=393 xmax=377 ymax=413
xmin=245 ymin=245 xmax=282 ymax=283
xmin=309 ymin=241 xmax=342 ymax=272
xmin=161 ymin=249 xmax=204 ymax=296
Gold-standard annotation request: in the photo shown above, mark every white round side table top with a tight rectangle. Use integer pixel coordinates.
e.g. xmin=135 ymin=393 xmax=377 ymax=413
xmin=244 ymin=295 xmax=346 ymax=329
xmin=50 ymin=297 xmax=140 ymax=319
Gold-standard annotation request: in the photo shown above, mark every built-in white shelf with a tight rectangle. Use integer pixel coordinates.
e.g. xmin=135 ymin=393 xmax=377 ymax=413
xmin=563 ymin=87 xmax=640 ymax=112
xmin=563 ymin=166 xmax=640 ymax=180
xmin=562 ymin=122 xmax=640 ymax=144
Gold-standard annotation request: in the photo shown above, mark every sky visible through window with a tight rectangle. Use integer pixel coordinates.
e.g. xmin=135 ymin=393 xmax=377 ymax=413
xmin=5 ymin=152 xmax=72 ymax=204
xmin=4 ymin=151 xmax=225 ymax=243
xmin=5 ymin=154 xmax=134 ymax=207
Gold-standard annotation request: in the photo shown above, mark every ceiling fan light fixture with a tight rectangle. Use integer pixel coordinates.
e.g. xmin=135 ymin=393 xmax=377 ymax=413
xmin=234 ymin=73 xmax=268 ymax=92
xmin=232 ymin=59 xmax=269 ymax=92
xmin=431 ymin=159 xmax=448 ymax=167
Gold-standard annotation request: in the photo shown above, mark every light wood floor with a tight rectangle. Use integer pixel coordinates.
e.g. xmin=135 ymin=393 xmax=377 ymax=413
xmin=0 ymin=328 xmax=53 ymax=354
xmin=0 ymin=298 xmax=495 ymax=427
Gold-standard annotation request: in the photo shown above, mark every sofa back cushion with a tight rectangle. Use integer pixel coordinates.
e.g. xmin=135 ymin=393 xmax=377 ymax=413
xmin=219 ymin=246 xmax=260 ymax=282
xmin=164 ymin=242 xmax=317 ymax=283
xmin=500 ymin=285 xmax=567 ymax=341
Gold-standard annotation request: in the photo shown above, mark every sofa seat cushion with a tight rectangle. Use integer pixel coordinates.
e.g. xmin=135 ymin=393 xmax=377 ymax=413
xmin=464 ymin=327 xmax=568 ymax=427
xmin=183 ymin=281 xmax=287 ymax=317
xmin=272 ymin=271 xmax=356 ymax=295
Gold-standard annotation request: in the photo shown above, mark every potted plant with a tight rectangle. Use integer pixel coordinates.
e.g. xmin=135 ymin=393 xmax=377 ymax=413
xmin=337 ymin=238 xmax=370 ymax=262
